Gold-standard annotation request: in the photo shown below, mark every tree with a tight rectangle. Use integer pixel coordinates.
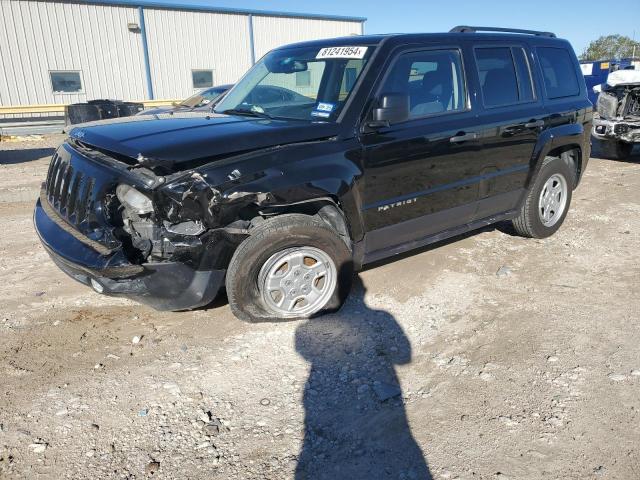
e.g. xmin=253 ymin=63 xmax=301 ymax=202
xmin=580 ymin=34 xmax=640 ymax=61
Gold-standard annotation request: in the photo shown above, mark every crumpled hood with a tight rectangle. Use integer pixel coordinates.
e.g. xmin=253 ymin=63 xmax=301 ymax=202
xmin=69 ymin=112 xmax=340 ymax=169
xmin=606 ymin=70 xmax=640 ymax=87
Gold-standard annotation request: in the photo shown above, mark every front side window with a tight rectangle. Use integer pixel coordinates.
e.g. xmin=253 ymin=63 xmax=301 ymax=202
xmin=537 ymin=47 xmax=580 ymax=99
xmin=192 ymin=70 xmax=213 ymax=88
xmin=214 ymin=45 xmax=373 ymax=121
xmin=50 ymin=71 xmax=82 ymax=93
xmin=379 ymin=49 xmax=466 ymax=118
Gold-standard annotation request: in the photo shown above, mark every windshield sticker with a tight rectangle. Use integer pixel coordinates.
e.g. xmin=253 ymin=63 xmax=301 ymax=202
xmin=316 ymin=102 xmax=335 ymax=112
xmin=311 ymin=111 xmax=331 ymax=118
xmin=316 ymin=46 xmax=368 ymax=59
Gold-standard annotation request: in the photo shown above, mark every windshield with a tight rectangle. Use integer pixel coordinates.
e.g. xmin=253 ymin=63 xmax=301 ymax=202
xmin=214 ymin=45 xmax=373 ymax=121
xmin=180 ymin=87 xmax=229 ymax=108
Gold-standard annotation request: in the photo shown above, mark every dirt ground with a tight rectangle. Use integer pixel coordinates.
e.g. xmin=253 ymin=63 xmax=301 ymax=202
xmin=0 ymin=135 xmax=639 ymax=480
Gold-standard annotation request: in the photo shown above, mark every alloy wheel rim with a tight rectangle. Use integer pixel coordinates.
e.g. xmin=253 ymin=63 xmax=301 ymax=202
xmin=538 ymin=173 xmax=568 ymax=227
xmin=258 ymin=246 xmax=337 ymax=317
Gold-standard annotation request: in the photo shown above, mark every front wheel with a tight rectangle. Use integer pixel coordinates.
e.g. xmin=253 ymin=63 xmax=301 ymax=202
xmin=511 ymin=156 xmax=574 ymax=238
xmin=225 ymin=214 xmax=353 ymax=322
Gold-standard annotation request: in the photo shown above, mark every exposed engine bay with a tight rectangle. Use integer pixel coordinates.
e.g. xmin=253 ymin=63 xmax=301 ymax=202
xmin=594 ymin=70 xmax=640 ymax=144
xmin=112 ymin=172 xmax=256 ymax=268
xmin=597 ymin=82 xmax=640 ymax=120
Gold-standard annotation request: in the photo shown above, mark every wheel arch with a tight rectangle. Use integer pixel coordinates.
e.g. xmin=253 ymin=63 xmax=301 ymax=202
xmin=546 ymin=145 xmax=583 ymax=188
xmin=529 ymin=123 xmax=588 ymax=190
xmin=260 ymin=196 xmax=353 ymax=248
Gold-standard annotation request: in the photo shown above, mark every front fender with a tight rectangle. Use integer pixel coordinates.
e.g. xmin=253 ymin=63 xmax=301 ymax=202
xmin=217 ymin=147 xmax=367 ymax=242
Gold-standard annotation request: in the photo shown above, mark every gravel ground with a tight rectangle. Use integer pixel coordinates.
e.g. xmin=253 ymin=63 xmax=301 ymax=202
xmin=0 ymin=135 xmax=639 ymax=479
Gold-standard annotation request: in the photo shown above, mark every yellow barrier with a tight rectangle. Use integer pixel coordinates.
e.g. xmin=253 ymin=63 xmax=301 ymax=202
xmin=0 ymin=100 xmax=181 ymax=115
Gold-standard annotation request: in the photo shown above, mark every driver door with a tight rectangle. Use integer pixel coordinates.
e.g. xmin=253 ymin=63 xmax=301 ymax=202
xmin=359 ymin=46 xmax=484 ymax=258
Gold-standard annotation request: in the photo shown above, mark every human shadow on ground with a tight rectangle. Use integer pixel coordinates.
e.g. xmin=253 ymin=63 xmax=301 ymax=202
xmin=294 ymin=277 xmax=432 ymax=480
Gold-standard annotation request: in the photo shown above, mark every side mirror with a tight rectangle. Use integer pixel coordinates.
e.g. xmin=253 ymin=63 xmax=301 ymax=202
xmin=370 ymin=93 xmax=410 ymax=127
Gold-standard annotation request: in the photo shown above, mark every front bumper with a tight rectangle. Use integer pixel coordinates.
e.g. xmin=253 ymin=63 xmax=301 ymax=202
xmin=593 ymin=117 xmax=640 ymax=144
xmin=34 ymin=198 xmax=225 ymax=311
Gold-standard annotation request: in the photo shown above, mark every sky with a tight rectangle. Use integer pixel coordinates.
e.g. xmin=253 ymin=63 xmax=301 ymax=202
xmin=131 ymin=0 xmax=639 ymax=56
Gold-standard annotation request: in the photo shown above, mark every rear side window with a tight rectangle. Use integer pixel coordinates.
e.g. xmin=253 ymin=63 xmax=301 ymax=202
xmin=380 ymin=49 xmax=466 ymax=119
xmin=537 ymin=47 xmax=580 ymax=99
xmin=475 ymin=47 xmax=535 ymax=107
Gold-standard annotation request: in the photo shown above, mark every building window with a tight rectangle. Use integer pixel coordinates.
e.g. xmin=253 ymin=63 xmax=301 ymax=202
xmin=296 ymin=70 xmax=311 ymax=87
xmin=192 ymin=70 xmax=214 ymax=88
xmin=50 ymin=71 xmax=82 ymax=93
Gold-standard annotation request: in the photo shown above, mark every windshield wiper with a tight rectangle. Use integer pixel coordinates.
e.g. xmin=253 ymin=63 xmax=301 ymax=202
xmin=220 ymin=108 xmax=273 ymax=119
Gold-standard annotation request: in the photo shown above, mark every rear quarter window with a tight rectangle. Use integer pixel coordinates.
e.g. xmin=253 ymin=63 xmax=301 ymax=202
xmin=537 ymin=47 xmax=580 ymax=99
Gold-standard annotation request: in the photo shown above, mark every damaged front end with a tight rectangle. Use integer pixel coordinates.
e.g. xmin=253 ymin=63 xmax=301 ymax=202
xmin=114 ymin=170 xmax=258 ymax=275
xmin=593 ymin=74 xmax=640 ymax=144
xmin=34 ymin=141 xmax=259 ymax=311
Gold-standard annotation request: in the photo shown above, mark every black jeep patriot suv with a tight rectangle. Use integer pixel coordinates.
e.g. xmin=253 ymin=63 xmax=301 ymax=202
xmin=34 ymin=26 xmax=592 ymax=322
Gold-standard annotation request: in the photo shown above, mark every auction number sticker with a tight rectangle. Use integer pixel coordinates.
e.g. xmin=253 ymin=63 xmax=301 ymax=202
xmin=316 ymin=46 xmax=368 ymax=59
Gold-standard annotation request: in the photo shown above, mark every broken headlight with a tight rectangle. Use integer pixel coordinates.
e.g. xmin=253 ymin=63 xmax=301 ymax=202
xmin=116 ymin=184 xmax=154 ymax=214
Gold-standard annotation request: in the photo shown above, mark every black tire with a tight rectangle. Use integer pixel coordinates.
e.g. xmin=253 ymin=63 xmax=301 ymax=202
xmin=511 ymin=156 xmax=574 ymax=238
xmin=598 ymin=139 xmax=633 ymax=160
xmin=225 ymin=214 xmax=353 ymax=322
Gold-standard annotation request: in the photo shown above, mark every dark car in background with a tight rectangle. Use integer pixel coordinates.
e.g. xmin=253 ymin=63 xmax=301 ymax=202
xmin=35 ymin=27 xmax=592 ymax=322
xmin=138 ymin=84 xmax=232 ymax=115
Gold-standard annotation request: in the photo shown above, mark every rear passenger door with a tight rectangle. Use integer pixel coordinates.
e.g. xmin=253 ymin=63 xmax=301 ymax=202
xmin=471 ymin=44 xmax=546 ymax=219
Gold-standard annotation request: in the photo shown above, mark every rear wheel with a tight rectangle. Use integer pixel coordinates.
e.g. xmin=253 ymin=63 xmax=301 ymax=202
xmin=511 ymin=156 xmax=574 ymax=238
xmin=598 ymin=139 xmax=633 ymax=160
xmin=225 ymin=214 xmax=353 ymax=322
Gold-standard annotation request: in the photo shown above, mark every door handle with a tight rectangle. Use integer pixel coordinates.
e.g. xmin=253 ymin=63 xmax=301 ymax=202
xmin=524 ymin=120 xmax=545 ymax=129
xmin=449 ymin=132 xmax=478 ymax=143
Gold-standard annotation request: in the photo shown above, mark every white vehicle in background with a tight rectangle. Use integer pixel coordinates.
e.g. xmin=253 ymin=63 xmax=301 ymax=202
xmin=593 ymin=69 xmax=640 ymax=159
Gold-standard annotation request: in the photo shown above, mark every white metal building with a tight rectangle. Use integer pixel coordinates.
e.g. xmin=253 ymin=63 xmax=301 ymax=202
xmin=0 ymin=0 xmax=365 ymax=111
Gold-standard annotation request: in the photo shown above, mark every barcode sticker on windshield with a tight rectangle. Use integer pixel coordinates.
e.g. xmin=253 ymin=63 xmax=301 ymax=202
xmin=316 ymin=46 xmax=368 ymax=59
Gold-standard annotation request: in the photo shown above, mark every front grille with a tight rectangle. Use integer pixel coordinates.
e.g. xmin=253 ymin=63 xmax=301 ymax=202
xmin=45 ymin=150 xmax=96 ymax=226
xmin=43 ymin=145 xmax=124 ymax=252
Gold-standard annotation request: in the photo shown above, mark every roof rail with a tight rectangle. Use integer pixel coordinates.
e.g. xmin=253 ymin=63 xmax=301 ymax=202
xmin=450 ymin=26 xmax=556 ymax=38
